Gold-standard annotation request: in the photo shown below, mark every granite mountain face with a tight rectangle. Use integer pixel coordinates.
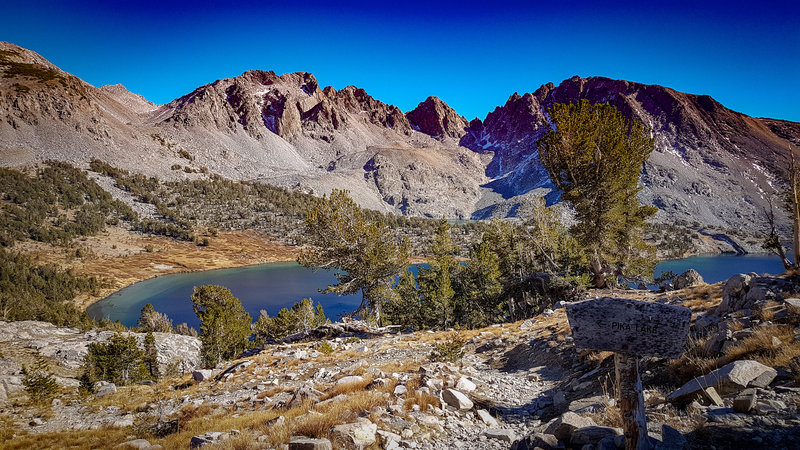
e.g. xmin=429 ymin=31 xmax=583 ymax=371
xmin=1 ymin=42 xmax=797 ymax=232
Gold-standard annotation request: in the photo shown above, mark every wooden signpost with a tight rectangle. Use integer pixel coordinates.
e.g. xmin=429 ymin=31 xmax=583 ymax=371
xmin=566 ymin=297 xmax=691 ymax=450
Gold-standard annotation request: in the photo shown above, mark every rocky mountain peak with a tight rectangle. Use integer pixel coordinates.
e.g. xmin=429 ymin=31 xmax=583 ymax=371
xmin=406 ymin=96 xmax=468 ymax=140
xmin=99 ymin=84 xmax=157 ymax=114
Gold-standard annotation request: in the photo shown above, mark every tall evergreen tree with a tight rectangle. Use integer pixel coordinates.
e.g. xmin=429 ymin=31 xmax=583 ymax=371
xmin=143 ymin=331 xmax=160 ymax=380
xmin=191 ymin=285 xmax=252 ymax=368
xmin=457 ymin=241 xmax=503 ymax=328
xmin=538 ymin=99 xmax=657 ymax=287
xmin=299 ymin=190 xmax=409 ymax=325
xmin=418 ymin=219 xmax=459 ymax=328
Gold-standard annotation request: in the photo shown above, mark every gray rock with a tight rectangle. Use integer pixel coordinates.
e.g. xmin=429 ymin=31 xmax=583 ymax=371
xmin=553 ymin=391 xmax=567 ymax=409
xmin=675 ymin=269 xmax=705 ymax=289
xmin=289 ymin=437 xmax=333 ymax=450
xmin=393 ymin=384 xmax=407 ymax=396
xmin=455 ymin=376 xmax=477 ymax=393
xmin=266 ymin=415 xmax=286 ymax=427
xmin=484 ymin=428 xmax=516 ymax=442
xmin=718 ymin=274 xmax=753 ymax=314
xmin=477 ymin=409 xmax=499 ymax=427
xmin=756 ymin=399 xmax=786 ymax=414
xmin=785 ymin=298 xmax=800 ymax=315
xmin=512 ymin=433 xmax=560 ymax=450
xmin=114 ymin=439 xmax=153 ymax=449
xmin=331 ymin=418 xmax=377 ymax=449
xmin=335 ymin=375 xmax=364 ymax=387
xmin=192 ymin=370 xmax=213 ymax=381
xmin=442 ymin=388 xmax=473 ymax=411
xmin=569 ymin=395 xmax=610 ymax=413
xmin=700 ymin=387 xmax=724 ymax=407
xmin=190 ymin=432 xmax=229 ymax=448
xmin=655 ymin=425 xmax=688 ymax=450
xmin=95 ymin=382 xmax=117 ymax=397
xmin=570 ymin=426 xmax=622 ymax=446
xmin=733 ymin=389 xmax=756 ymax=413
xmin=545 ymin=412 xmax=597 ymax=442
xmin=666 ymin=360 xmax=777 ymax=403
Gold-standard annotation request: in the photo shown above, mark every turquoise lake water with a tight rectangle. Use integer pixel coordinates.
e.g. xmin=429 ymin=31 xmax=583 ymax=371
xmin=87 ymin=255 xmax=786 ymax=328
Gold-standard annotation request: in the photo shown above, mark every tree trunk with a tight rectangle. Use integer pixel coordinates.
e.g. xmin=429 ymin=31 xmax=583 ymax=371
xmin=615 ymin=353 xmax=648 ymax=450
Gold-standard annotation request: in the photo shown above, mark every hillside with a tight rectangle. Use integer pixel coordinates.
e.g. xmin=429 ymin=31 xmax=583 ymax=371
xmin=0 ymin=41 xmax=797 ymax=234
xmin=2 ymin=274 xmax=800 ymax=449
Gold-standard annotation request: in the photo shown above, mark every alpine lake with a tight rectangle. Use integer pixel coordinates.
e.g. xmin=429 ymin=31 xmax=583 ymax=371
xmin=87 ymin=255 xmax=786 ymax=329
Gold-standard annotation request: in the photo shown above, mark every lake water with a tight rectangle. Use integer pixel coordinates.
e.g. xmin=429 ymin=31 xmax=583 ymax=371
xmin=88 ymin=255 xmax=787 ymax=328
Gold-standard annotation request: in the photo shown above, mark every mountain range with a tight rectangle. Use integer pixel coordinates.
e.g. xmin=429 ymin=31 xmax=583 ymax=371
xmin=1 ymin=41 xmax=798 ymax=234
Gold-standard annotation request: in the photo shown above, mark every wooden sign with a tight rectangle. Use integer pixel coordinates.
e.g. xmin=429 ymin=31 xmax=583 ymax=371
xmin=565 ymin=297 xmax=692 ymax=450
xmin=566 ymin=297 xmax=692 ymax=359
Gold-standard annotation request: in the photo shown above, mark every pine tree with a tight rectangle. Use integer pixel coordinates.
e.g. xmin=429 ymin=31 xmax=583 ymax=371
xmin=21 ymin=353 xmax=58 ymax=404
xmin=457 ymin=241 xmax=503 ymax=328
xmin=191 ymin=285 xmax=252 ymax=368
xmin=143 ymin=331 xmax=160 ymax=380
xmin=84 ymin=333 xmax=150 ymax=385
xmin=418 ymin=219 xmax=459 ymax=328
xmin=299 ymin=190 xmax=409 ymax=325
xmin=538 ymin=99 xmax=657 ymax=287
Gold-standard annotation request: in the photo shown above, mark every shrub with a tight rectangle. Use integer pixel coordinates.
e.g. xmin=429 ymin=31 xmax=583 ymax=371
xmin=137 ymin=303 xmax=173 ymax=333
xmin=21 ymin=353 xmax=58 ymax=404
xmin=84 ymin=333 xmax=150 ymax=385
xmin=430 ymin=335 xmax=465 ymax=363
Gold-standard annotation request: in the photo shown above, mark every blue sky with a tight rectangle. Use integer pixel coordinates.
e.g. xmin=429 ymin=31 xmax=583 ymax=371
xmin=5 ymin=0 xmax=799 ymax=121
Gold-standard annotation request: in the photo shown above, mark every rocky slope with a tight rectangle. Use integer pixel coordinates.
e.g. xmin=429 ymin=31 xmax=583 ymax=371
xmin=1 ymin=42 xmax=797 ymax=233
xmin=3 ymin=273 xmax=800 ymax=449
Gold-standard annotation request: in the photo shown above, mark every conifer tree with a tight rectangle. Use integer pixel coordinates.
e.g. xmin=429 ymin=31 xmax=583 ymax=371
xmin=418 ymin=219 xmax=459 ymax=328
xmin=143 ymin=331 xmax=160 ymax=380
xmin=299 ymin=190 xmax=409 ymax=325
xmin=191 ymin=285 xmax=252 ymax=368
xmin=538 ymin=99 xmax=656 ymax=287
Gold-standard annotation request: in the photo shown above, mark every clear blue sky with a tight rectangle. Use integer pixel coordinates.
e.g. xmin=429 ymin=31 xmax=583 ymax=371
xmin=5 ymin=0 xmax=799 ymax=121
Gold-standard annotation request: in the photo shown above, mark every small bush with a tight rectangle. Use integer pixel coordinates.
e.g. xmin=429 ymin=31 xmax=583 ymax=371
xmin=430 ymin=335 xmax=465 ymax=363
xmin=21 ymin=353 xmax=58 ymax=404
xmin=317 ymin=341 xmax=334 ymax=354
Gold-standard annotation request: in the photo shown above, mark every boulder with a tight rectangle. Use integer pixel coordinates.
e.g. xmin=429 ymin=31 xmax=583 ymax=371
xmin=94 ymin=382 xmax=117 ymax=397
xmin=192 ymin=370 xmax=213 ymax=381
xmin=442 ymin=388 xmax=473 ymax=411
xmin=511 ymin=433 xmax=560 ymax=450
xmin=393 ymin=384 xmax=407 ymax=396
xmin=335 ymin=375 xmax=364 ymax=387
xmin=455 ymin=376 xmax=476 ymax=393
xmin=733 ymin=389 xmax=756 ymax=413
xmin=718 ymin=274 xmax=752 ymax=314
xmin=331 ymin=418 xmax=377 ymax=449
xmin=674 ymin=269 xmax=705 ymax=289
xmin=785 ymin=298 xmax=800 ymax=315
xmin=656 ymin=425 xmax=688 ymax=450
xmin=477 ymin=409 xmax=499 ymax=427
xmin=289 ymin=437 xmax=333 ymax=450
xmin=484 ymin=428 xmax=516 ymax=442
xmin=190 ymin=432 xmax=229 ymax=449
xmin=114 ymin=439 xmax=155 ymax=449
xmin=544 ymin=412 xmax=597 ymax=442
xmin=570 ymin=426 xmax=622 ymax=446
xmin=667 ymin=360 xmax=777 ymax=403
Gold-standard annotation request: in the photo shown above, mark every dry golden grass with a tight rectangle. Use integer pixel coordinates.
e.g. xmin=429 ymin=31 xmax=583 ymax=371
xmin=404 ymin=390 xmax=440 ymax=413
xmin=670 ymin=324 xmax=800 ymax=383
xmin=720 ymin=325 xmax=797 ymax=368
xmin=0 ymin=426 xmax=131 ymax=450
xmin=321 ymin=376 xmax=375 ymax=401
xmin=681 ymin=283 xmax=723 ymax=312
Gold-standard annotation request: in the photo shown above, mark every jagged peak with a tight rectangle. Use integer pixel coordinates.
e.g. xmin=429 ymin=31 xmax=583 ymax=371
xmin=406 ymin=96 xmax=467 ymax=140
